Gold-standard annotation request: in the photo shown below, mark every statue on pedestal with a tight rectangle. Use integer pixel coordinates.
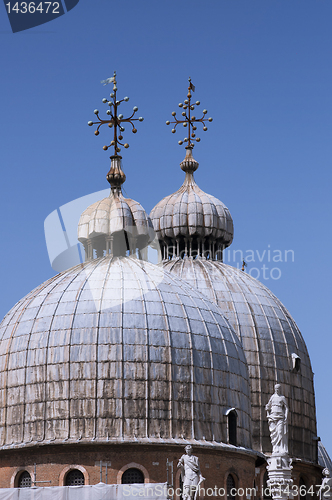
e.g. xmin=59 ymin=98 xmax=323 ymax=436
xmin=177 ymin=445 xmax=205 ymax=500
xmin=320 ymin=468 xmax=332 ymax=500
xmin=265 ymin=384 xmax=289 ymax=455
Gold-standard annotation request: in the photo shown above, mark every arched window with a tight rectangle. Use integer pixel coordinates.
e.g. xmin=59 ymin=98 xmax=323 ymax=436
xmin=299 ymin=477 xmax=307 ymax=500
xmin=65 ymin=469 xmax=85 ymax=486
xmin=263 ymin=471 xmax=272 ymax=499
xmin=122 ymin=468 xmax=144 ymax=484
xmin=228 ymin=411 xmax=237 ymax=446
xmin=18 ymin=471 xmax=31 ymax=488
xmin=227 ymin=474 xmax=236 ymax=500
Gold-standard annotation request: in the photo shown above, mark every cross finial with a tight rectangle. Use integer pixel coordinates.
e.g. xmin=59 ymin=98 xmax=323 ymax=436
xmin=88 ymin=72 xmax=144 ymax=156
xmin=166 ymin=78 xmax=212 ymax=148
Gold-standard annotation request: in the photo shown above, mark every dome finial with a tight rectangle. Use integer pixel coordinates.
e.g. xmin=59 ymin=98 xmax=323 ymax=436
xmin=88 ymin=71 xmax=144 ymax=157
xmin=166 ymin=78 xmax=213 ymax=149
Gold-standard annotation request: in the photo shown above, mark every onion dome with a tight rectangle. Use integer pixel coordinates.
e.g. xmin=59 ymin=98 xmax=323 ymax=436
xmin=163 ymin=257 xmax=317 ymax=462
xmin=78 ymin=156 xmax=155 ymax=259
xmin=0 ymin=256 xmax=252 ymax=450
xmin=150 ymin=147 xmax=233 ymax=260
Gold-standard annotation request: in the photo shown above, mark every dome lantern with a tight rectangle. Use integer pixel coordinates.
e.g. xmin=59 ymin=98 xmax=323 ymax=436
xmin=80 ymin=73 xmax=154 ymax=261
xmin=151 ymin=79 xmax=233 ymax=262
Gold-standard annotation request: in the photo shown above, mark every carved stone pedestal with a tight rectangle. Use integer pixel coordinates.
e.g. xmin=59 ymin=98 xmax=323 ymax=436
xmin=267 ymin=455 xmax=293 ymax=500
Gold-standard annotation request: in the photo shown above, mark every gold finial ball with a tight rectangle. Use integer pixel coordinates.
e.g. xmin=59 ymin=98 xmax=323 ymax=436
xmin=203 ymin=109 xmax=207 ymax=114
xmin=196 ymin=138 xmax=201 ymax=142
xmin=166 ymin=121 xmax=170 ymax=125
xmin=183 ymin=122 xmax=187 ymax=127
xmin=178 ymin=103 xmax=183 ymax=108
xmin=196 ymin=101 xmax=200 ymax=106
xmin=108 ymin=123 xmax=113 ymax=128
xmin=94 ymin=130 xmax=99 ymax=136
xmin=124 ymin=143 xmax=129 ymax=149
xmin=203 ymin=126 xmax=208 ymax=131
xmin=181 ymin=112 xmax=186 ymax=117
xmin=208 ymin=117 xmax=213 ymax=122
xmin=88 ymin=121 xmax=93 ymax=126
xmin=184 ymin=100 xmax=189 ymax=104
xmin=118 ymin=135 xmax=123 ymax=140
xmin=132 ymin=128 xmax=137 ymax=133
xmin=171 ymin=129 xmax=176 ymax=134
xmin=103 ymin=146 xmax=108 ymax=150
xmin=178 ymin=140 xmax=183 ymax=145
xmin=111 ymin=141 xmax=115 ymax=146
xmin=172 ymin=111 xmax=176 ymax=116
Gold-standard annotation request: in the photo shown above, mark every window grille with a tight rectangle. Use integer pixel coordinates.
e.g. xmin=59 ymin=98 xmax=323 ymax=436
xmin=227 ymin=474 xmax=236 ymax=499
xmin=18 ymin=471 xmax=31 ymax=488
xmin=122 ymin=468 xmax=144 ymax=484
xmin=65 ymin=469 xmax=85 ymax=486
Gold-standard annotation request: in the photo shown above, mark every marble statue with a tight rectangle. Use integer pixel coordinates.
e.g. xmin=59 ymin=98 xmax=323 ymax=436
xmin=265 ymin=384 xmax=289 ymax=455
xmin=320 ymin=468 xmax=332 ymax=500
xmin=178 ymin=445 xmax=205 ymax=500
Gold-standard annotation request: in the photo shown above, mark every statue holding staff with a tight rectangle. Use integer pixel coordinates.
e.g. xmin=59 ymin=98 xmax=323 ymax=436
xmin=177 ymin=445 xmax=205 ymax=500
xmin=265 ymin=384 xmax=289 ymax=455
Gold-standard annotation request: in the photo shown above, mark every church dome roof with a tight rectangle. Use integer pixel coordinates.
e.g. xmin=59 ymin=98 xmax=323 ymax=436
xmin=162 ymin=257 xmax=317 ymax=462
xmin=0 ymin=256 xmax=252 ymax=451
xmin=78 ymin=193 xmax=154 ymax=243
xmin=318 ymin=441 xmax=332 ymax=473
xmin=78 ymin=156 xmax=155 ymax=254
xmin=150 ymin=148 xmax=233 ymax=249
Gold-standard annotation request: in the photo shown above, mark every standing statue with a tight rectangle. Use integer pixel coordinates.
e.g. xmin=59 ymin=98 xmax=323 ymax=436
xmin=265 ymin=384 xmax=289 ymax=455
xmin=320 ymin=468 xmax=332 ymax=500
xmin=177 ymin=445 xmax=205 ymax=500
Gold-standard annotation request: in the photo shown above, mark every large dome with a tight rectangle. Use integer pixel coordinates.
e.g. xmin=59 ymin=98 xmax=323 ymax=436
xmin=0 ymin=255 xmax=252 ymax=451
xmin=162 ymin=257 xmax=317 ymax=462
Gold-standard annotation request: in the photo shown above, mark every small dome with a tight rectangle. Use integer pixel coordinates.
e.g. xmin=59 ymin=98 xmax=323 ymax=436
xmin=150 ymin=148 xmax=233 ymax=256
xmin=0 ymin=256 xmax=252 ymax=450
xmin=78 ymin=193 xmax=154 ymax=244
xmin=78 ymin=156 xmax=155 ymax=259
xmin=163 ymin=257 xmax=317 ymax=462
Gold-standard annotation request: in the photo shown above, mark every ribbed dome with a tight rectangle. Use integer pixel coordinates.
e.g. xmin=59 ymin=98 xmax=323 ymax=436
xmin=78 ymin=193 xmax=154 ymax=244
xmin=0 ymin=256 xmax=252 ymax=451
xmin=78 ymin=156 xmax=155 ymax=260
xmin=150 ymin=148 xmax=233 ymax=259
xmin=318 ymin=441 xmax=332 ymax=473
xmin=163 ymin=257 xmax=317 ymax=462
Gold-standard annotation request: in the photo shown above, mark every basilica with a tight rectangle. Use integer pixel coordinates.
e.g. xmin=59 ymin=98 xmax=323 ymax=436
xmin=0 ymin=77 xmax=330 ymax=496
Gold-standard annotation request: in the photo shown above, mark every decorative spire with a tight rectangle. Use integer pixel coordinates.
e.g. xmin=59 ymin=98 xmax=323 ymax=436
xmin=166 ymin=77 xmax=213 ymax=148
xmin=88 ymin=71 xmax=144 ymax=156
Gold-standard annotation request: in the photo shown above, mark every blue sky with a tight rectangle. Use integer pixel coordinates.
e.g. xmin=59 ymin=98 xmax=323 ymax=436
xmin=0 ymin=0 xmax=331 ymax=454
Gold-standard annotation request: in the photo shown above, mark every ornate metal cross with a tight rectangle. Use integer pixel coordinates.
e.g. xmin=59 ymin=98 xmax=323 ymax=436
xmin=166 ymin=77 xmax=213 ymax=148
xmin=88 ymin=71 xmax=144 ymax=156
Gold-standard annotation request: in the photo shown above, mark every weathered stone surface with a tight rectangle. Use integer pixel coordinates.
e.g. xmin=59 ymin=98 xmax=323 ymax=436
xmin=162 ymin=257 xmax=317 ymax=461
xmin=0 ymin=256 xmax=252 ymax=450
